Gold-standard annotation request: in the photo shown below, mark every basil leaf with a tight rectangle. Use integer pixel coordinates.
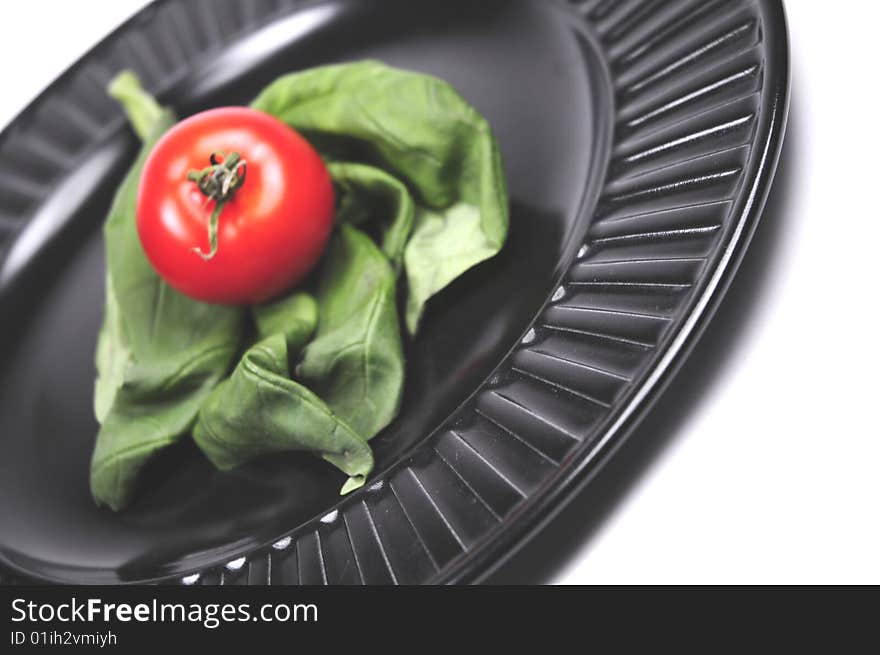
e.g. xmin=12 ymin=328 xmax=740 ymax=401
xmin=192 ymin=224 xmax=402 ymax=490
xmin=94 ymin=273 xmax=130 ymax=423
xmin=328 ymin=161 xmax=414 ymax=273
xmin=91 ymin=79 xmax=244 ymax=511
xmin=253 ymin=291 xmax=318 ymax=351
xmin=251 ymin=60 xmax=509 ymax=333
xmin=404 ymin=202 xmax=503 ymax=332
xmin=193 ymin=331 xmax=374 ymax=495
xmin=297 ymin=224 xmax=404 ymax=440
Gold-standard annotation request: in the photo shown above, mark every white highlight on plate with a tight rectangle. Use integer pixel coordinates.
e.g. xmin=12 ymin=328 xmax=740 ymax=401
xmin=272 ymin=537 xmax=292 ymax=551
xmin=225 ymin=557 xmax=247 ymax=572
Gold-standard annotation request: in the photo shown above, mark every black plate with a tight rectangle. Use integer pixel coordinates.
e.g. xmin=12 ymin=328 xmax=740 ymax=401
xmin=0 ymin=0 xmax=788 ymax=584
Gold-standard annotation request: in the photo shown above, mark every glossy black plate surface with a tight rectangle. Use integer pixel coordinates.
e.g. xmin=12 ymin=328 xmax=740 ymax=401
xmin=0 ymin=0 xmax=788 ymax=584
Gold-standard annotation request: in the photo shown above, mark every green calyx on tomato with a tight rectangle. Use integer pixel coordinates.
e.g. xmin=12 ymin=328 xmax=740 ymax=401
xmin=186 ymin=150 xmax=248 ymax=261
xmin=136 ymin=103 xmax=334 ymax=305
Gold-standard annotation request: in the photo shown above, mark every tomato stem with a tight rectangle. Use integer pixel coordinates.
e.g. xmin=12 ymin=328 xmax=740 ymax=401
xmin=187 ymin=151 xmax=247 ymax=260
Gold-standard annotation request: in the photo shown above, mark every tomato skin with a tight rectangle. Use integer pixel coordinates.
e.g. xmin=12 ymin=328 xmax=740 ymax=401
xmin=136 ymin=107 xmax=334 ymax=305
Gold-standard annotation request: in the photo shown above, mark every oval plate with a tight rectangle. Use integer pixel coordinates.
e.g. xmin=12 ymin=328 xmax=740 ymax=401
xmin=0 ymin=0 xmax=788 ymax=585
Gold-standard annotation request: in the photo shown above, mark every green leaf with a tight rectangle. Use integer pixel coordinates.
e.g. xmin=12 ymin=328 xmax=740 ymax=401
xmin=192 ymin=229 xmax=399 ymax=491
xmin=297 ymin=224 xmax=404 ymax=440
xmin=193 ymin=270 xmax=380 ymax=493
xmin=108 ymin=70 xmax=165 ymax=142
xmin=328 ymin=161 xmax=414 ymax=273
xmin=94 ymin=273 xmax=130 ymax=423
xmin=253 ymin=291 xmax=318 ymax=352
xmin=193 ymin=333 xmax=373 ymax=494
xmin=91 ymin=76 xmax=245 ymax=511
xmin=404 ymin=202 xmax=501 ymax=333
xmin=252 ymin=60 xmax=509 ymax=333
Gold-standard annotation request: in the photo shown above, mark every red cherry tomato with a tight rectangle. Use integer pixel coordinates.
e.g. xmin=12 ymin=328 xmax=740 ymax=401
xmin=136 ymin=107 xmax=334 ymax=305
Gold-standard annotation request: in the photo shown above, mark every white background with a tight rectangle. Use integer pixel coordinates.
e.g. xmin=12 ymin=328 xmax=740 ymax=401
xmin=1 ymin=2 xmax=878 ymax=584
